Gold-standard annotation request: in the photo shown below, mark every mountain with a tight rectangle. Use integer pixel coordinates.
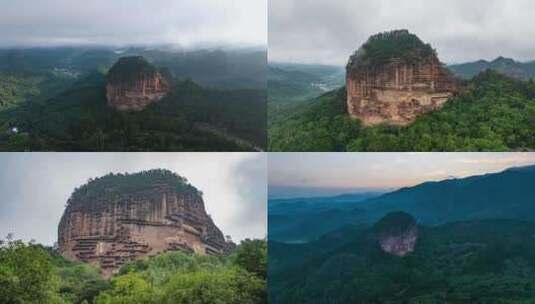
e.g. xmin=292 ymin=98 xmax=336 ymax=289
xmin=59 ymin=169 xmax=231 ymax=278
xmin=269 ymin=166 xmax=535 ymax=303
xmin=346 ymin=30 xmax=457 ymax=126
xmin=267 ymin=62 xmax=344 ymax=125
xmin=0 ymin=47 xmax=267 ymax=89
xmin=269 ymin=70 xmax=535 ymax=151
xmin=361 ymin=165 xmax=535 ymax=225
xmin=269 ymin=217 xmax=535 ymax=303
xmin=449 ymin=56 xmax=535 ymax=80
xmin=373 ymin=211 xmax=418 ymax=257
xmin=0 ymin=49 xmax=266 ymax=151
xmin=268 ymin=165 xmax=535 ymax=243
xmin=106 ymin=56 xmax=170 ymax=111
xmin=268 ymin=192 xmax=382 ymax=242
xmin=268 ymin=62 xmax=344 ymax=104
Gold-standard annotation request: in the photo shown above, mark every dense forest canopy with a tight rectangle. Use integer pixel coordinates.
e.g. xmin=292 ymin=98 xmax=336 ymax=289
xmin=68 ymin=169 xmax=198 ymax=206
xmin=106 ymin=56 xmax=159 ymax=84
xmin=0 ymin=236 xmax=267 ymax=304
xmin=0 ymin=72 xmax=265 ymax=151
xmin=0 ymin=47 xmax=266 ymax=152
xmin=0 ymin=75 xmax=41 ymax=111
xmin=347 ymin=29 xmax=437 ymax=71
xmin=269 ymin=219 xmax=535 ymax=303
xmin=269 ymin=166 xmax=535 ymax=302
xmin=373 ymin=211 xmax=416 ymax=236
xmin=269 ymin=70 xmax=535 ymax=151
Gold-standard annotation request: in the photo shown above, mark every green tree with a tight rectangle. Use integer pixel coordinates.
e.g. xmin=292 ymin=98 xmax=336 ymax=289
xmin=161 ymin=268 xmax=265 ymax=304
xmin=95 ymin=272 xmax=159 ymax=304
xmin=0 ymin=236 xmax=64 ymax=304
xmin=234 ymin=239 xmax=267 ymax=279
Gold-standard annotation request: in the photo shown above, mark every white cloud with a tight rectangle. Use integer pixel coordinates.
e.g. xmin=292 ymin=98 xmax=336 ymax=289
xmin=269 ymin=0 xmax=535 ymax=65
xmin=0 ymin=0 xmax=267 ymax=47
xmin=0 ymin=153 xmax=266 ymax=245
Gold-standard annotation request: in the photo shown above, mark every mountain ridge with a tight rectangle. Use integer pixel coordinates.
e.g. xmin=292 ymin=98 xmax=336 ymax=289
xmin=269 ymin=217 xmax=535 ymax=303
xmin=358 ymin=164 xmax=535 ymax=225
xmin=449 ymin=56 xmax=535 ymax=80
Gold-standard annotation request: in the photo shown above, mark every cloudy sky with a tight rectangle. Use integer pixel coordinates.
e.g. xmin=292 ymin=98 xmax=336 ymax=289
xmin=269 ymin=153 xmax=535 ymax=198
xmin=269 ymin=0 xmax=535 ymax=65
xmin=0 ymin=0 xmax=266 ymax=48
xmin=0 ymin=153 xmax=266 ymax=245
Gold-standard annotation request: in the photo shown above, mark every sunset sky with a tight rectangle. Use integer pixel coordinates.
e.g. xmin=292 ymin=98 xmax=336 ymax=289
xmin=268 ymin=153 xmax=535 ymax=198
xmin=0 ymin=153 xmax=266 ymax=245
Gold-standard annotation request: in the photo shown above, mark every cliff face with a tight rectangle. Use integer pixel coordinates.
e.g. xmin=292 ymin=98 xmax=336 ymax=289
xmin=377 ymin=225 xmax=418 ymax=257
xmin=58 ymin=170 xmax=229 ymax=278
xmin=374 ymin=212 xmax=418 ymax=257
xmin=346 ymin=30 xmax=457 ymax=126
xmin=106 ymin=56 xmax=170 ymax=111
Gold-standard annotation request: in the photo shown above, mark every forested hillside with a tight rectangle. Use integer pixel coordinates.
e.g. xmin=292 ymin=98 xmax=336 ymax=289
xmin=449 ymin=56 xmax=535 ymax=80
xmin=269 ymin=219 xmax=535 ymax=303
xmin=0 ymin=236 xmax=267 ymax=304
xmin=267 ymin=63 xmax=344 ymax=126
xmin=0 ymin=47 xmax=266 ymax=151
xmin=0 ymin=71 xmax=265 ymax=152
xmin=269 ymin=70 xmax=535 ymax=151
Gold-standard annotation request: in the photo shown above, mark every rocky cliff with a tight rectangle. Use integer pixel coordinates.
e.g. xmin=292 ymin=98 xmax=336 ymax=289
xmin=374 ymin=212 xmax=418 ymax=257
xmin=58 ymin=169 xmax=231 ymax=277
xmin=346 ymin=30 xmax=457 ymax=126
xmin=106 ymin=56 xmax=169 ymax=111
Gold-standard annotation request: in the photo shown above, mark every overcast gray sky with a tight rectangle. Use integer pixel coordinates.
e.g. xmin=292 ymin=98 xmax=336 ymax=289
xmin=0 ymin=0 xmax=266 ymax=48
xmin=269 ymin=153 xmax=535 ymax=197
xmin=0 ymin=153 xmax=266 ymax=246
xmin=269 ymin=0 xmax=535 ymax=65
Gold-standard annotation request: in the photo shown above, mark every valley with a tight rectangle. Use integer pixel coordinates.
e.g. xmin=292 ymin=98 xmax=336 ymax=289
xmin=0 ymin=47 xmax=267 ymax=151
xmin=268 ymin=164 xmax=535 ymax=303
xmin=268 ymin=30 xmax=535 ymax=152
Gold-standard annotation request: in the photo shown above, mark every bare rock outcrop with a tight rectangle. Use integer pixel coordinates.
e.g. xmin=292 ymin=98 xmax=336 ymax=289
xmin=58 ymin=169 xmax=231 ymax=278
xmin=374 ymin=212 xmax=418 ymax=257
xmin=346 ymin=30 xmax=457 ymax=126
xmin=106 ymin=56 xmax=169 ymax=111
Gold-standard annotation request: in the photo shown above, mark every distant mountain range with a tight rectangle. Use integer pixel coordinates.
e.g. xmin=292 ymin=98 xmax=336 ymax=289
xmin=0 ymin=46 xmax=267 ymax=151
xmin=269 ymin=165 xmax=535 ymax=242
xmin=362 ymin=165 xmax=535 ymax=224
xmin=268 ymin=191 xmax=382 ymax=242
xmin=267 ymin=62 xmax=344 ymax=105
xmin=269 ymin=165 xmax=535 ymax=303
xmin=267 ymin=62 xmax=345 ymax=126
xmin=0 ymin=46 xmax=267 ymax=89
xmin=449 ymin=56 xmax=535 ymax=80
xmin=268 ymin=57 xmax=535 ymax=101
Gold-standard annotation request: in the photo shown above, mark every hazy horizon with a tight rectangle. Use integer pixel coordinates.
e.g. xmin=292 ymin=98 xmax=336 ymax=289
xmin=0 ymin=44 xmax=268 ymax=51
xmin=269 ymin=153 xmax=535 ymax=192
xmin=268 ymin=55 xmax=535 ymax=67
xmin=0 ymin=0 xmax=267 ymax=48
xmin=0 ymin=153 xmax=267 ymax=246
xmin=268 ymin=185 xmax=390 ymax=200
xmin=270 ymin=0 xmax=535 ymax=65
